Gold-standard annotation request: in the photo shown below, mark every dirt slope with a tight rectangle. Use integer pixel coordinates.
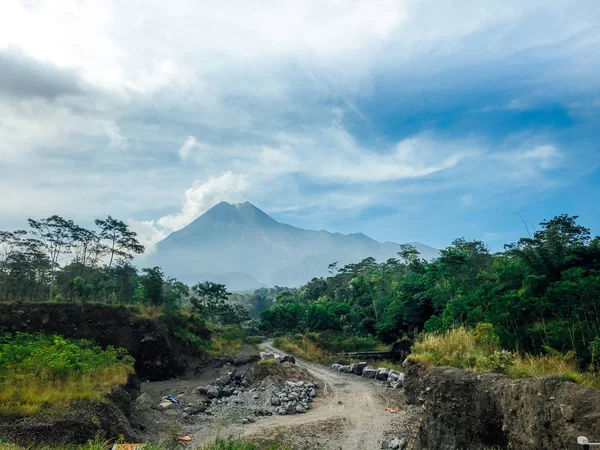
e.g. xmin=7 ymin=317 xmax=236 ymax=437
xmin=195 ymin=341 xmax=420 ymax=450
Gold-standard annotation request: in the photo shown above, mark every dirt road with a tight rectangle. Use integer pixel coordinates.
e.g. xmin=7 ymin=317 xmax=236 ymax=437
xmin=224 ymin=341 xmax=418 ymax=449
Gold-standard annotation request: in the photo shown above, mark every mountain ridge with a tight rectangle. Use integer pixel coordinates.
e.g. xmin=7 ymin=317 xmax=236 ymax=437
xmin=151 ymin=201 xmax=439 ymax=290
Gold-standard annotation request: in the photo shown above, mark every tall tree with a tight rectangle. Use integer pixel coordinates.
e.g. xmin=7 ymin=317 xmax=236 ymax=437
xmin=28 ymin=216 xmax=76 ymax=298
xmin=95 ymin=216 xmax=144 ymax=270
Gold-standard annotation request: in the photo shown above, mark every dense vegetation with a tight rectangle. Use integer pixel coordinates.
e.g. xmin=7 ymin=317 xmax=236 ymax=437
xmin=410 ymin=324 xmax=600 ymax=389
xmin=0 ymin=333 xmax=134 ymax=416
xmin=260 ymin=215 xmax=600 ymax=371
xmin=0 ymin=215 xmax=253 ymax=326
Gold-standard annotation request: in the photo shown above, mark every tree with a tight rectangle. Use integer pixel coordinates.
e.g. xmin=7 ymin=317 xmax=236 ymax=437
xmin=95 ymin=216 xmax=144 ymax=270
xmin=141 ymin=266 xmax=165 ymax=306
xmin=28 ymin=216 xmax=77 ymax=298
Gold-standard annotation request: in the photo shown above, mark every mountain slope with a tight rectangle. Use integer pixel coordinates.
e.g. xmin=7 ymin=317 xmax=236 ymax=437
xmin=151 ymin=201 xmax=439 ymax=290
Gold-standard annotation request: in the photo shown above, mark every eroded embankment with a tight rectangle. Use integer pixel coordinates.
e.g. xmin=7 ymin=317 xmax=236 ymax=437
xmin=404 ymin=359 xmax=600 ymax=450
xmin=0 ymin=303 xmax=209 ymax=380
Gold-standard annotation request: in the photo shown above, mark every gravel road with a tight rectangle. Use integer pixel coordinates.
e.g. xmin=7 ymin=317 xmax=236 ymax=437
xmin=213 ymin=340 xmax=420 ymax=450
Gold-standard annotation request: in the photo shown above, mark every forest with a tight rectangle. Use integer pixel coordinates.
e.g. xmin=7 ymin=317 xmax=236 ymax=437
xmin=0 ymin=215 xmax=252 ymax=325
xmin=258 ymin=215 xmax=600 ymax=369
xmin=2 ymin=213 xmax=599 ymax=370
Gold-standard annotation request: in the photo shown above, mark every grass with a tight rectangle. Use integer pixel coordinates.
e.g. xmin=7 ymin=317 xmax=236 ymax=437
xmin=0 ymin=333 xmax=135 ymax=417
xmin=410 ymin=324 xmax=600 ymax=390
xmin=272 ymin=336 xmax=329 ymax=363
xmin=272 ymin=332 xmax=388 ymax=364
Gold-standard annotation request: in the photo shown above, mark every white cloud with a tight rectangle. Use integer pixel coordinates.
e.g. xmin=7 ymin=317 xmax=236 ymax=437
xmin=177 ymin=136 xmax=207 ymax=161
xmin=156 ymin=172 xmax=248 ymax=231
xmin=519 ymin=145 xmax=562 ymax=170
xmin=127 ymin=219 xmax=168 ymax=254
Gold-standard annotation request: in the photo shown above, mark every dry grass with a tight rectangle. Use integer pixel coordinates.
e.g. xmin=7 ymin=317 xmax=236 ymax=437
xmin=0 ymin=366 xmax=133 ymax=416
xmin=272 ymin=336 xmax=329 ymax=363
xmin=410 ymin=325 xmax=600 ymax=390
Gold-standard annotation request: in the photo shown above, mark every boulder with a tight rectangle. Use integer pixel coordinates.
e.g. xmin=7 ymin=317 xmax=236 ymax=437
xmin=135 ymin=393 xmax=152 ymax=411
xmin=397 ymin=372 xmax=405 ymax=386
xmin=158 ymin=400 xmax=175 ymax=411
xmin=281 ymin=355 xmax=296 ymax=364
xmin=362 ymin=366 xmax=377 ymax=379
xmin=215 ymin=373 xmax=231 ymax=386
xmin=338 ymin=365 xmax=352 ymax=373
xmin=260 ymin=352 xmax=275 ymax=360
xmin=331 ymin=364 xmax=342 ymax=371
xmin=194 ymin=385 xmax=208 ymax=395
xmin=295 ymin=404 xmax=307 ymax=413
xmin=308 ymin=388 xmax=317 ymax=398
xmin=271 ymin=397 xmax=281 ymax=406
xmin=206 ymin=386 xmax=220 ymax=399
xmin=286 ymin=403 xmax=297 ymax=415
xmin=353 ymin=362 xmax=368 ymax=375
xmin=376 ymin=368 xmax=390 ymax=381
xmin=389 ymin=437 xmax=407 ymax=449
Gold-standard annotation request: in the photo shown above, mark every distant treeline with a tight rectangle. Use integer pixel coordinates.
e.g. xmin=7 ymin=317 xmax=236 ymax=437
xmin=0 ymin=215 xmax=252 ymax=325
xmin=258 ymin=215 xmax=600 ymax=368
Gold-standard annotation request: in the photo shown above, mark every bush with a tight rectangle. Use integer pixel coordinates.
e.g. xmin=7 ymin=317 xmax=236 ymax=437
xmin=410 ymin=324 xmax=600 ymax=390
xmin=0 ymin=333 xmax=135 ymax=416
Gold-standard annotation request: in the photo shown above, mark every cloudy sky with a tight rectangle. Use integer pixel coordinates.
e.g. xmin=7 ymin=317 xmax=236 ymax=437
xmin=1 ymin=0 xmax=599 ymax=252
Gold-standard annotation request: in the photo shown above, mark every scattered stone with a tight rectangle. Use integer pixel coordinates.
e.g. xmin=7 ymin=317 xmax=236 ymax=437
xmin=135 ymin=393 xmax=152 ymax=411
xmin=377 ymin=368 xmax=390 ymax=381
xmin=353 ymin=362 xmax=368 ymax=375
xmin=158 ymin=400 xmax=175 ymax=411
xmin=206 ymin=386 xmax=220 ymax=399
xmin=362 ymin=367 xmax=377 ymax=378
xmin=260 ymin=351 xmax=275 ymax=360
xmin=295 ymin=404 xmax=307 ymax=413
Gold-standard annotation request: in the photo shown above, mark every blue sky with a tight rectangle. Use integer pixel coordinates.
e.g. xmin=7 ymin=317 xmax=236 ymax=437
xmin=0 ymin=0 xmax=599 ymax=253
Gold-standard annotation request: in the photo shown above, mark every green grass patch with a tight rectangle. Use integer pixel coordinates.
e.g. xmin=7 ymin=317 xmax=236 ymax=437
xmin=0 ymin=333 xmax=135 ymax=417
xmin=410 ymin=324 xmax=600 ymax=390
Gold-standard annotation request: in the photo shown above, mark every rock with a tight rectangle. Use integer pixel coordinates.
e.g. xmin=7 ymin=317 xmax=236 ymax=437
xmin=253 ymin=393 xmax=260 ymax=399
xmin=389 ymin=437 xmax=407 ymax=449
xmin=281 ymin=355 xmax=296 ymax=364
xmin=158 ymin=400 xmax=175 ymax=410
xmin=184 ymin=404 xmax=206 ymax=415
xmin=377 ymin=368 xmax=390 ymax=381
xmin=206 ymin=386 xmax=220 ymax=399
xmin=331 ymin=363 xmax=342 ymax=371
xmin=271 ymin=397 xmax=281 ymax=406
xmin=308 ymin=388 xmax=317 ymax=398
xmin=286 ymin=403 xmax=297 ymax=415
xmin=397 ymin=372 xmax=405 ymax=386
xmin=362 ymin=367 xmax=377 ymax=378
xmin=277 ymin=407 xmax=287 ymax=415
xmin=260 ymin=351 xmax=275 ymax=360
xmin=295 ymin=404 xmax=307 ymax=413
xmin=221 ymin=386 xmax=235 ymax=397
xmin=215 ymin=374 xmax=231 ymax=386
xmin=194 ymin=386 xmax=208 ymax=395
xmin=135 ymin=393 xmax=152 ymax=411
xmin=338 ymin=365 xmax=352 ymax=373
xmin=353 ymin=361 xmax=368 ymax=375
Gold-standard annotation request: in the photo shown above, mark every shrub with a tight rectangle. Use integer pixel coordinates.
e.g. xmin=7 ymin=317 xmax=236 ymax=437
xmin=410 ymin=324 xmax=600 ymax=390
xmin=0 ymin=333 xmax=135 ymax=416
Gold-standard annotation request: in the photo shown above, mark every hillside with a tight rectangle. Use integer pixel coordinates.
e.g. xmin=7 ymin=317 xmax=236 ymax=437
xmin=150 ymin=201 xmax=438 ymax=290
